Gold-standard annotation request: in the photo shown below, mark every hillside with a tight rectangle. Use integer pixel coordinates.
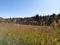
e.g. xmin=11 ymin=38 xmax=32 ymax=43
xmin=0 ymin=23 xmax=60 ymax=45
xmin=0 ymin=13 xmax=60 ymax=45
xmin=0 ymin=13 xmax=60 ymax=26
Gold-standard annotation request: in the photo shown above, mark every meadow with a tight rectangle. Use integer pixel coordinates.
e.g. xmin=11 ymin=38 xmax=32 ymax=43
xmin=0 ymin=23 xmax=60 ymax=45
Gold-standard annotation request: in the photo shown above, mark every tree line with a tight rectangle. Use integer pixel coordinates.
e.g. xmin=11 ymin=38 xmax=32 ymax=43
xmin=1 ymin=13 xmax=60 ymax=26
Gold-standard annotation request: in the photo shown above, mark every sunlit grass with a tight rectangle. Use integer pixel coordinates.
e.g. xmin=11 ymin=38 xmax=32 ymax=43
xmin=0 ymin=23 xmax=60 ymax=45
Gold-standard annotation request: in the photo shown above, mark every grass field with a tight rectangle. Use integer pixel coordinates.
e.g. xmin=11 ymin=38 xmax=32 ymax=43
xmin=0 ymin=23 xmax=60 ymax=45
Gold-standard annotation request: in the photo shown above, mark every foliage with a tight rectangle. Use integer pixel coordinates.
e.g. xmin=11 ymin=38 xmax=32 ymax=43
xmin=1 ymin=13 xmax=60 ymax=26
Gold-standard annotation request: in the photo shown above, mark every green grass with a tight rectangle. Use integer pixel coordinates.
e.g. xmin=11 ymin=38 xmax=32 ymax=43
xmin=0 ymin=23 xmax=60 ymax=45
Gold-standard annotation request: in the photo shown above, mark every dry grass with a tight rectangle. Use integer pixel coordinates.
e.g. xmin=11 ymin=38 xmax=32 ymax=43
xmin=0 ymin=23 xmax=60 ymax=45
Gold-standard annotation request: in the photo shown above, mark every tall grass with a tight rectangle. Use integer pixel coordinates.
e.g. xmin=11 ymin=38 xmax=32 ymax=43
xmin=0 ymin=23 xmax=60 ymax=45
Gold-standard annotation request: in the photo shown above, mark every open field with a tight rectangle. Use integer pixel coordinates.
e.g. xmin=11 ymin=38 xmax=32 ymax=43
xmin=0 ymin=23 xmax=60 ymax=45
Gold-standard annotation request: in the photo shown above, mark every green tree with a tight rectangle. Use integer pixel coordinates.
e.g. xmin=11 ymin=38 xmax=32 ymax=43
xmin=58 ymin=13 xmax=60 ymax=19
xmin=35 ymin=14 xmax=39 ymax=21
xmin=51 ymin=13 xmax=57 ymax=29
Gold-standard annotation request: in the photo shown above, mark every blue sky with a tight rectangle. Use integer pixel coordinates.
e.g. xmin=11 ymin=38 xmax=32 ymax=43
xmin=0 ymin=0 xmax=60 ymax=18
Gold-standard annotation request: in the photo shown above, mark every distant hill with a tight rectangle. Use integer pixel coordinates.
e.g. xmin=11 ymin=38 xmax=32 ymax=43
xmin=0 ymin=17 xmax=4 ymax=20
xmin=0 ymin=17 xmax=5 ymax=23
xmin=0 ymin=13 xmax=60 ymax=26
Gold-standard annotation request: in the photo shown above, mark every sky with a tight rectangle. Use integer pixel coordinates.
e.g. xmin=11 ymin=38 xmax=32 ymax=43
xmin=0 ymin=0 xmax=60 ymax=18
